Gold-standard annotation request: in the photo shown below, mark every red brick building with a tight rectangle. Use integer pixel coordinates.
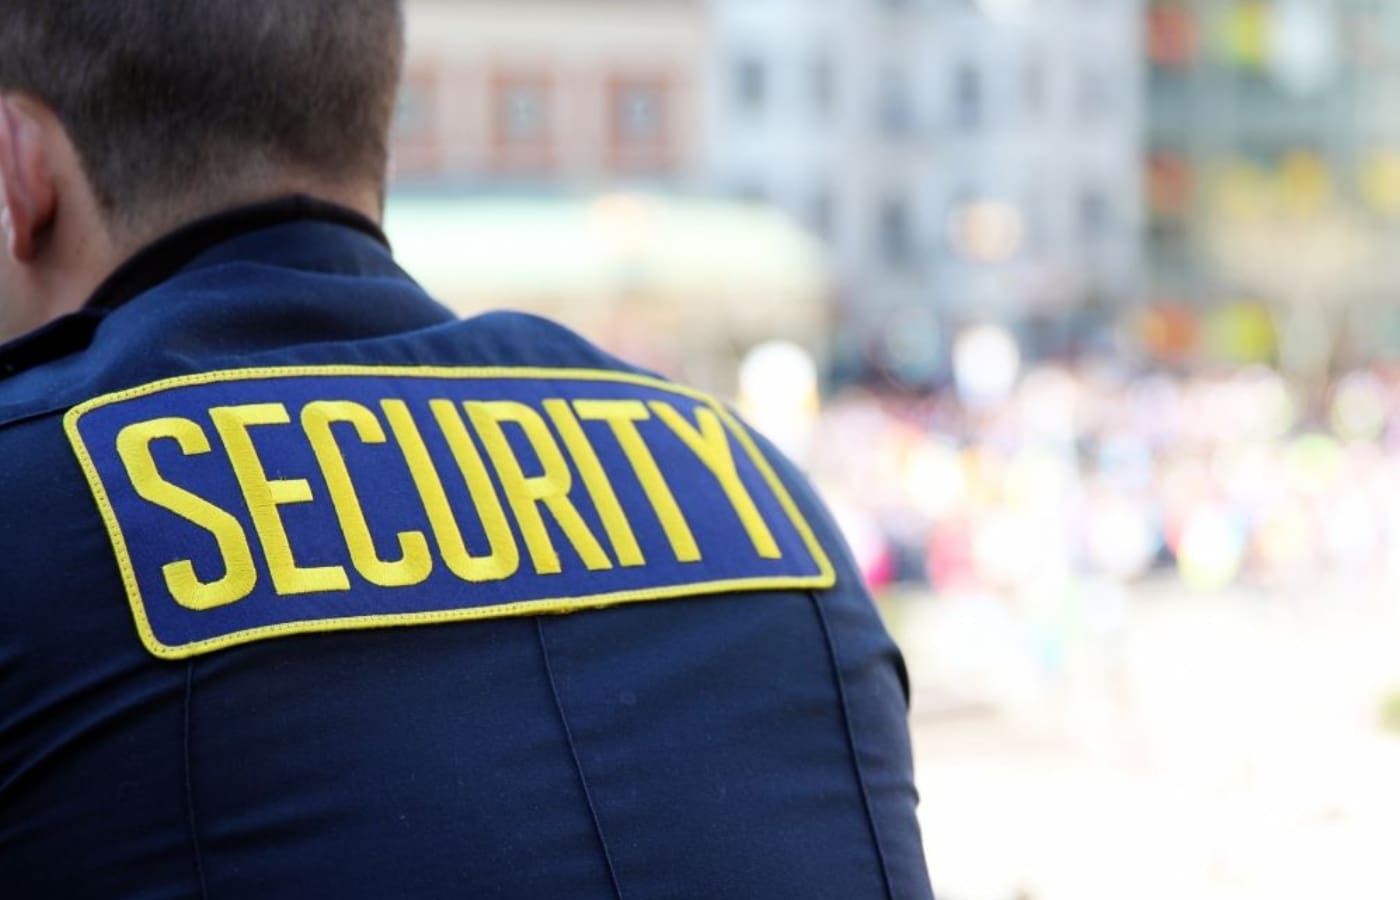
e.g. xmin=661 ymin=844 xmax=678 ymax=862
xmin=394 ymin=0 xmax=705 ymax=186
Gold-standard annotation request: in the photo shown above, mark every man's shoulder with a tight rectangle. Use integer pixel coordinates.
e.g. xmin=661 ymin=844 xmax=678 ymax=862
xmin=0 ymin=301 xmax=580 ymax=428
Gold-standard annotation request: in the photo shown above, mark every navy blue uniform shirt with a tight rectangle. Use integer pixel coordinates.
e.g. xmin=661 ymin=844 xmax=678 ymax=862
xmin=0 ymin=198 xmax=932 ymax=898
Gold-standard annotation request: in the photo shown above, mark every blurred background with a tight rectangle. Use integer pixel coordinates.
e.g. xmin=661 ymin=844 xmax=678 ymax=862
xmin=388 ymin=2 xmax=1400 ymax=897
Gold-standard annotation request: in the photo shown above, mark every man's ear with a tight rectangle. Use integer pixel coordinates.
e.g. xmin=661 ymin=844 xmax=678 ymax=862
xmin=0 ymin=94 xmax=57 ymax=263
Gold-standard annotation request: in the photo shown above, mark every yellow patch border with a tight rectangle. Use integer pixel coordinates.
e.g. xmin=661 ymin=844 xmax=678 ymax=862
xmin=63 ymin=365 xmax=837 ymax=660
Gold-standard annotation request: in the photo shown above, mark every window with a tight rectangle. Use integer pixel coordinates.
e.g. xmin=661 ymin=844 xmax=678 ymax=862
xmin=731 ymin=180 xmax=768 ymax=206
xmin=810 ymin=53 xmax=834 ymax=118
xmin=1080 ymin=187 xmax=1111 ymax=237
xmin=879 ymin=66 xmax=914 ymax=137
xmin=390 ymin=64 xmax=443 ymax=177
xmin=810 ymin=189 xmax=835 ymax=239
xmin=1078 ymin=66 xmax=1116 ymax=123
xmin=615 ymin=82 xmax=664 ymax=141
xmin=734 ymin=55 xmax=767 ymax=114
xmin=1022 ymin=188 xmax=1043 ymax=254
xmin=490 ymin=71 xmax=553 ymax=173
xmin=955 ymin=63 xmax=982 ymax=130
xmin=502 ymin=84 xmax=546 ymax=141
xmin=607 ymin=75 xmax=675 ymax=173
xmin=879 ymin=198 xmax=915 ymax=267
xmin=395 ymin=81 xmax=431 ymax=136
xmin=1022 ymin=54 xmax=1045 ymax=121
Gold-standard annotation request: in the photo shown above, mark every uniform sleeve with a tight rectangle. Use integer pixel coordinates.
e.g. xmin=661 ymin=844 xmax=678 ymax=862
xmin=750 ymin=425 xmax=935 ymax=900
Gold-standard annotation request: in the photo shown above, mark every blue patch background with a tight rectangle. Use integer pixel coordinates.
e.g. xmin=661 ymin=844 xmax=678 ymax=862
xmin=70 ymin=369 xmax=829 ymax=654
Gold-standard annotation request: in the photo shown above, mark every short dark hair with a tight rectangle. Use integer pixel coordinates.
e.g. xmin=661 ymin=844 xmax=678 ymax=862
xmin=0 ymin=0 xmax=404 ymax=230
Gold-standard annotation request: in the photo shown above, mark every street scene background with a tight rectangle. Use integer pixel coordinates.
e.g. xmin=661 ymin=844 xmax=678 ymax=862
xmin=389 ymin=2 xmax=1400 ymax=897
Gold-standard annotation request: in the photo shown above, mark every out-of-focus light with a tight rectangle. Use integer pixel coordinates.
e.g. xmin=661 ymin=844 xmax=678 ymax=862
xmin=1322 ymin=489 xmax=1380 ymax=569
xmin=1277 ymin=152 xmax=1333 ymax=217
xmin=1205 ymin=303 xmax=1277 ymax=365
xmin=1360 ymin=152 xmax=1400 ymax=217
xmin=1177 ymin=505 xmax=1247 ymax=592
xmin=947 ymin=201 xmax=1025 ymax=264
xmin=1097 ymin=432 xmax=1156 ymax=491
xmin=1222 ymin=0 xmax=1271 ymax=69
xmin=1003 ymin=449 xmax=1074 ymax=511
xmin=972 ymin=511 xmax=1061 ymax=587
xmin=738 ymin=340 xmax=819 ymax=459
xmin=1216 ymin=161 xmax=1274 ymax=220
xmin=1255 ymin=496 xmax=1315 ymax=576
xmin=587 ymin=192 xmax=661 ymax=255
xmin=1147 ymin=152 xmax=1195 ymax=219
xmin=740 ymin=340 xmax=817 ymax=400
xmin=1128 ymin=374 xmax=1184 ymax=444
xmin=1148 ymin=5 xmax=1197 ymax=66
xmin=1138 ymin=304 xmax=1198 ymax=361
xmin=1269 ymin=0 xmax=1340 ymax=97
xmin=1240 ymin=367 xmax=1297 ymax=440
xmin=974 ymin=0 xmax=1034 ymax=25
xmin=1330 ymin=371 xmax=1387 ymax=443
xmin=1086 ymin=493 xmax=1158 ymax=580
xmin=1284 ymin=433 xmax=1344 ymax=496
xmin=823 ymin=489 xmax=892 ymax=591
xmin=903 ymin=439 xmax=968 ymax=520
xmin=954 ymin=324 xmax=1021 ymax=408
xmin=1019 ymin=366 xmax=1080 ymax=444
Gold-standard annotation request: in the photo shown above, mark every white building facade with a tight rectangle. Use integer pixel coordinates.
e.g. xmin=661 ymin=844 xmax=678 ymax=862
xmin=705 ymin=0 xmax=1145 ymax=383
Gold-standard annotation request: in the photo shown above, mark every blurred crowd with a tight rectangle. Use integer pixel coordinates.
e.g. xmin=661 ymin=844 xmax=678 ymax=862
xmin=801 ymin=362 xmax=1400 ymax=606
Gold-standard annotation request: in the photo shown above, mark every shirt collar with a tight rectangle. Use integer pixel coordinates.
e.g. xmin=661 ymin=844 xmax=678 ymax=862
xmin=0 ymin=195 xmax=389 ymax=379
xmin=85 ymin=194 xmax=390 ymax=313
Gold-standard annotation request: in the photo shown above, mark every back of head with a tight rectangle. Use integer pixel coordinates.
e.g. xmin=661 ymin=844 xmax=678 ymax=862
xmin=0 ymin=0 xmax=405 ymax=238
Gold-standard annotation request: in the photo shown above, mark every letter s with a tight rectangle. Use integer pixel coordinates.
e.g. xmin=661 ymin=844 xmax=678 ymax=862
xmin=116 ymin=417 xmax=258 ymax=610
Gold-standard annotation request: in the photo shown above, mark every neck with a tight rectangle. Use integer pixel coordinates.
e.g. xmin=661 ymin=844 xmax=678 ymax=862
xmin=7 ymin=191 xmax=125 ymax=336
xmin=116 ymin=177 xmax=383 ymax=257
xmin=1 ymin=178 xmax=383 ymax=343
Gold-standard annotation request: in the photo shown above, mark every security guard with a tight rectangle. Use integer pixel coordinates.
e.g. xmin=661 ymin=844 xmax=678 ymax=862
xmin=0 ymin=2 xmax=933 ymax=898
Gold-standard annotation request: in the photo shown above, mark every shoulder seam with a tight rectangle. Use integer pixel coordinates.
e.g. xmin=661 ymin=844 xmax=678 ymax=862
xmin=810 ymin=590 xmax=898 ymax=900
xmin=183 ymin=662 xmax=211 ymax=900
xmin=535 ymin=619 xmax=627 ymax=900
xmin=0 ymin=405 xmax=71 ymax=431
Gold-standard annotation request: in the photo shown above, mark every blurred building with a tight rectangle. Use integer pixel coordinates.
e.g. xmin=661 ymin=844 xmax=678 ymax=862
xmin=395 ymin=0 xmax=707 ymax=187
xmin=388 ymin=0 xmax=830 ymax=395
xmin=1145 ymin=0 xmax=1400 ymax=371
xmin=705 ymin=0 xmax=1145 ymax=386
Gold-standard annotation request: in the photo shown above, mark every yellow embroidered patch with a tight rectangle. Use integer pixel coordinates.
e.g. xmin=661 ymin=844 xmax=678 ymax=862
xmin=65 ymin=365 xmax=835 ymax=659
